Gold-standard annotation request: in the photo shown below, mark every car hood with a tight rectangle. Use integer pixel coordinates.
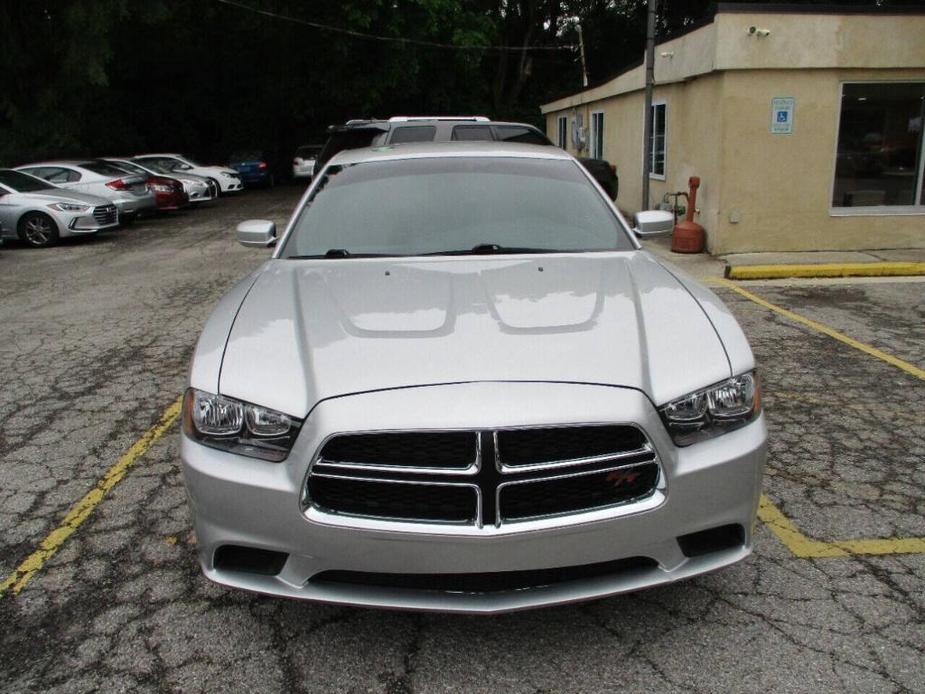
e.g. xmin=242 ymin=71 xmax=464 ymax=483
xmin=10 ymin=189 xmax=113 ymax=206
xmin=218 ymin=252 xmax=732 ymax=417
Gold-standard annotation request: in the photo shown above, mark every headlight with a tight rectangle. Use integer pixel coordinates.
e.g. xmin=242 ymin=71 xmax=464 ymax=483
xmin=659 ymin=372 xmax=761 ymax=446
xmin=48 ymin=202 xmax=90 ymax=212
xmin=152 ymin=184 xmax=173 ymax=193
xmin=182 ymin=388 xmax=301 ymax=461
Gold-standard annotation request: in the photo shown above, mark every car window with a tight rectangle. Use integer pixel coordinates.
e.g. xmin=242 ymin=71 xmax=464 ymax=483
xmin=19 ymin=167 xmax=50 ymax=179
xmin=136 ymin=159 xmax=169 ymax=174
xmin=389 ymin=126 xmax=437 ymax=144
xmin=108 ymin=160 xmax=147 ymax=176
xmin=282 ymin=157 xmax=633 ymax=258
xmin=0 ymin=170 xmax=55 ymax=192
xmin=82 ymin=161 xmax=131 ymax=177
xmin=145 ymin=157 xmax=182 ymax=171
xmin=44 ymin=167 xmax=80 ymax=183
xmin=492 ymin=125 xmax=551 ymax=145
xmin=451 ymin=125 xmax=493 ymax=141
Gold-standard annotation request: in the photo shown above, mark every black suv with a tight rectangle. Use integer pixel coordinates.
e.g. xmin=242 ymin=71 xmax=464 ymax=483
xmin=316 ymin=116 xmax=618 ymax=201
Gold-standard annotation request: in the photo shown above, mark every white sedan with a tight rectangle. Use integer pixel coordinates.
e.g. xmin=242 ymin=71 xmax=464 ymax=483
xmin=133 ymin=153 xmax=243 ymax=194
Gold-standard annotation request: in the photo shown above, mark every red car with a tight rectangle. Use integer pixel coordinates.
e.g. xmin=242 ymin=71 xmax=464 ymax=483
xmin=147 ymin=174 xmax=189 ymax=211
xmin=101 ymin=159 xmax=189 ymax=211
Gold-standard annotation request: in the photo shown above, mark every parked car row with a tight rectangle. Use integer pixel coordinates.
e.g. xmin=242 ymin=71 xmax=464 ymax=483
xmin=0 ymin=152 xmax=252 ymax=248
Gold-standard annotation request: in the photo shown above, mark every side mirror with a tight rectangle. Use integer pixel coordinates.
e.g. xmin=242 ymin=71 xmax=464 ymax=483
xmin=237 ymin=219 xmax=277 ymax=247
xmin=633 ymin=210 xmax=674 ymax=237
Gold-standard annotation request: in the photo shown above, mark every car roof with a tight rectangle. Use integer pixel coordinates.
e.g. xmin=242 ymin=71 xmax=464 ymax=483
xmin=328 ymin=141 xmax=573 ymax=167
xmin=134 ymin=153 xmax=182 ymax=158
xmin=17 ymin=160 xmax=90 ymax=168
xmin=338 ymin=117 xmax=524 ymax=129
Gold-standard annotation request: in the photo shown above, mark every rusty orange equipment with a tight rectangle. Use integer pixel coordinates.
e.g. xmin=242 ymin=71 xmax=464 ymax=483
xmin=671 ymin=176 xmax=705 ymax=253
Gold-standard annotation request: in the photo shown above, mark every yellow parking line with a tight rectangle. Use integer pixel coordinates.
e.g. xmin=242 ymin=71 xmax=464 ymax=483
xmin=726 ymin=262 xmax=925 ymax=280
xmin=721 ymin=283 xmax=925 ymax=557
xmin=0 ymin=395 xmax=182 ymax=598
xmin=757 ymin=495 xmax=848 ymax=558
xmin=715 ymin=279 xmax=925 ymax=380
xmin=759 ymin=495 xmax=925 ymax=558
xmin=832 ymin=537 xmax=925 ymax=555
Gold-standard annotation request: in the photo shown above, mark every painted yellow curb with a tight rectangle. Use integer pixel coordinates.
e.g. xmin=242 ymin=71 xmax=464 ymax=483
xmin=725 ymin=261 xmax=925 ymax=280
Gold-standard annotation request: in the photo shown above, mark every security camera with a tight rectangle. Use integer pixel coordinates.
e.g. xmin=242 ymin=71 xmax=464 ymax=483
xmin=747 ymin=25 xmax=757 ymax=34
xmin=747 ymin=25 xmax=771 ymax=37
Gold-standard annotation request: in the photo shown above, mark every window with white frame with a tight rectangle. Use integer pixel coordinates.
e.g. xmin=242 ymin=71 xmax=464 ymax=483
xmin=591 ymin=111 xmax=604 ymax=158
xmin=649 ymin=102 xmax=667 ymax=178
xmin=557 ymin=115 xmax=568 ymax=149
xmin=832 ymin=82 xmax=925 ymax=209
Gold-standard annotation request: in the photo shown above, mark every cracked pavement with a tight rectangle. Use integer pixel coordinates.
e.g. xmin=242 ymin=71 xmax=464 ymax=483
xmin=1 ymin=188 xmax=923 ymax=692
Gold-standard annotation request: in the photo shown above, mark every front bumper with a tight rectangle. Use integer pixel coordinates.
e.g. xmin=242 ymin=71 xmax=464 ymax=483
xmin=181 ymin=382 xmax=766 ymax=613
xmin=217 ymin=175 xmax=243 ymax=193
xmin=58 ymin=204 xmax=119 ymax=235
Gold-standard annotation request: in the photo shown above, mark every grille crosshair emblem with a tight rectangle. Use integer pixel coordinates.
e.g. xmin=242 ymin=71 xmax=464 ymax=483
xmin=307 ymin=426 xmax=661 ymax=529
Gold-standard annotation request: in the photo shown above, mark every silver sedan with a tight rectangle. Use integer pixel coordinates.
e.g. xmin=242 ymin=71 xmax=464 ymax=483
xmin=15 ymin=160 xmax=157 ymax=222
xmin=103 ymin=158 xmax=217 ymax=203
xmin=181 ymin=142 xmax=766 ymax=613
xmin=0 ymin=169 xmax=118 ymax=247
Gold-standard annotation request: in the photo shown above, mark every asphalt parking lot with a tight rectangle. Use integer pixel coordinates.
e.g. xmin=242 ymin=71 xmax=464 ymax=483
xmin=1 ymin=187 xmax=923 ymax=693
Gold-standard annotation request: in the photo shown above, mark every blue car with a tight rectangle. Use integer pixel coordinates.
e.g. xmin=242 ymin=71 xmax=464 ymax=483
xmin=228 ymin=151 xmax=274 ymax=188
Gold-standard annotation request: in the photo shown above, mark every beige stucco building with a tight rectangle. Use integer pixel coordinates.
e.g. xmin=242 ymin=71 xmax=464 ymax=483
xmin=541 ymin=5 xmax=925 ymax=254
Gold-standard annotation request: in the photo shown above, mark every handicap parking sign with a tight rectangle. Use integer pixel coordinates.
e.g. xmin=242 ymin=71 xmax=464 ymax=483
xmin=771 ymin=97 xmax=794 ymax=134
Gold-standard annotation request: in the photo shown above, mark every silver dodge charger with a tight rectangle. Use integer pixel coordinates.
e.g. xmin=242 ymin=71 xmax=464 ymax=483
xmin=181 ymin=142 xmax=766 ymax=613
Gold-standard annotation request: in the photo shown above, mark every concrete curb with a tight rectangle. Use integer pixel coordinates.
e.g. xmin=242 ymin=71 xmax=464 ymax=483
xmin=724 ymin=262 xmax=925 ymax=280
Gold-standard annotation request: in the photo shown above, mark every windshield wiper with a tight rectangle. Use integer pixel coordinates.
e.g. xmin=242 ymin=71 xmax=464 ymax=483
xmin=287 ymin=249 xmax=398 ymax=259
xmin=424 ymin=244 xmax=563 ymax=256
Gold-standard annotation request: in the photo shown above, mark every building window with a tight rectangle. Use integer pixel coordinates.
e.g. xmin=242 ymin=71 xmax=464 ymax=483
xmin=590 ymin=111 xmax=604 ymax=158
xmin=832 ymin=82 xmax=925 ymax=209
xmin=650 ymin=103 xmax=667 ymax=179
xmin=557 ymin=116 xmax=568 ymax=149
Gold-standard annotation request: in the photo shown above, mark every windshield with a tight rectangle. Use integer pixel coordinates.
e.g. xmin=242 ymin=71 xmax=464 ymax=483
xmin=108 ymin=160 xmax=148 ymax=176
xmin=181 ymin=155 xmax=201 ymax=166
xmin=0 ymin=169 xmax=55 ymax=192
xmin=82 ymin=161 xmax=133 ymax=177
xmin=140 ymin=160 xmax=171 ymax=174
xmin=281 ymin=157 xmax=633 ymax=258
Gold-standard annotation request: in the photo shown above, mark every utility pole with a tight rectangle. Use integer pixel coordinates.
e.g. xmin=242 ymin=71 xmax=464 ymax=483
xmin=576 ymin=23 xmax=589 ymax=88
xmin=641 ymin=0 xmax=657 ymax=211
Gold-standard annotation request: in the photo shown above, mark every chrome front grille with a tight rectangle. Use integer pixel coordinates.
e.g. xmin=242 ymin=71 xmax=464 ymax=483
xmin=92 ymin=204 xmax=118 ymax=226
xmin=305 ymin=425 xmax=660 ymax=528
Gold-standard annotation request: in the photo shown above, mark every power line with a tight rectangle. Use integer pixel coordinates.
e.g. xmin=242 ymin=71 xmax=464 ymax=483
xmin=212 ymin=0 xmax=578 ymax=52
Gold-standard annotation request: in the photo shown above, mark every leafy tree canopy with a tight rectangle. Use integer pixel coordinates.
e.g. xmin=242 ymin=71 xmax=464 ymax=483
xmin=0 ymin=0 xmax=912 ymax=167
